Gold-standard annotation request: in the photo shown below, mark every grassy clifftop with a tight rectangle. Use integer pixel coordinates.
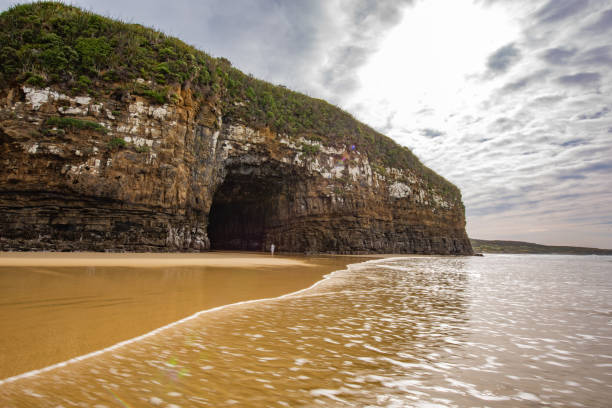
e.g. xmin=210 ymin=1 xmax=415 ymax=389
xmin=0 ymin=1 xmax=461 ymax=200
xmin=470 ymin=239 xmax=612 ymax=255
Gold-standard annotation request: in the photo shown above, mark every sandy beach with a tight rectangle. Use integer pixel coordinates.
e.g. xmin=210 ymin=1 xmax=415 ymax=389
xmin=0 ymin=251 xmax=316 ymax=268
xmin=0 ymin=251 xmax=372 ymax=379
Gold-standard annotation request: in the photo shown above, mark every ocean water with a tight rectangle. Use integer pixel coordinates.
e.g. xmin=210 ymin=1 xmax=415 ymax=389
xmin=1 ymin=255 xmax=611 ymax=407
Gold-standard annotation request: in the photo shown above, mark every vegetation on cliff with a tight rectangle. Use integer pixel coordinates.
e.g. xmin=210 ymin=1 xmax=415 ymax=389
xmin=0 ymin=1 xmax=461 ymax=200
xmin=44 ymin=116 xmax=107 ymax=134
xmin=470 ymin=239 xmax=612 ymax=255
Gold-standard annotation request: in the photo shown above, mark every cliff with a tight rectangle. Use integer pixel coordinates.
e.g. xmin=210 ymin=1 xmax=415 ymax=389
xmin=0 ymin=3 xmax=472 ymax=254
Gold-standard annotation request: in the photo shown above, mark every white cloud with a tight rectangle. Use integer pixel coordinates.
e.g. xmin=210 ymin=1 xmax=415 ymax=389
xmin=345 ymin=0 xmax=612 ymax=248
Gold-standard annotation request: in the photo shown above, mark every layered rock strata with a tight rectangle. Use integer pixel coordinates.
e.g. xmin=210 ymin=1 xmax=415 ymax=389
xmin=0 ymin=85 xmax=472 ymax=254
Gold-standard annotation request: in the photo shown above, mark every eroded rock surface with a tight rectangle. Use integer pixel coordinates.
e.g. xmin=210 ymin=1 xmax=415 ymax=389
xmin=0 ymin=85 xmax=472 ymax=254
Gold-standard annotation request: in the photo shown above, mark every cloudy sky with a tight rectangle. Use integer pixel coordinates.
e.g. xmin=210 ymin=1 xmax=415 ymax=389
xmin=3 ymin=0 xmax=611 ymax=248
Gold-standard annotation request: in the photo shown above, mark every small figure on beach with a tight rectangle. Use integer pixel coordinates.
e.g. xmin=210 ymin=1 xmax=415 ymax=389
xmin=271 ymin=243 xmax=275 ymax=256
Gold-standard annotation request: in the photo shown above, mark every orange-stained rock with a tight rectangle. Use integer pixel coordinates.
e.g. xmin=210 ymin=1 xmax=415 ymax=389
xmin=0 ymin=85 xmax=472 ymax=254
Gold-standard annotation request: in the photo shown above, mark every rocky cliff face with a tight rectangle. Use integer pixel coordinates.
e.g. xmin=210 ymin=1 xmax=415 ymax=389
xmin=0 ymin=4 xmax=472 ymax=254
xmin=0 ymin=84 xmax=471 ymax=254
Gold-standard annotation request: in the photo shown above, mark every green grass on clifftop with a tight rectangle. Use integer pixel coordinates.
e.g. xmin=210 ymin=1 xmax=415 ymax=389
xmin=470 ymin=239 xmax=612 ymax=255
xmin=0 ymin=1 xmax=461 ymax=201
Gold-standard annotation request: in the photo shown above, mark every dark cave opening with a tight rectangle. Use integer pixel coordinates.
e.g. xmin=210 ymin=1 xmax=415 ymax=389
xmin=207 ymin=167 xmax=287 ymax=251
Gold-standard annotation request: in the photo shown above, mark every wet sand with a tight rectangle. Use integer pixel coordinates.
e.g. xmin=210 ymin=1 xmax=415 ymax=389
xmin=0 ymin=251 xmax=371 ymax=380
xmin=3 ymin=255 xmax=609 ymax=406
xmin=0 ymin=251 xmax=316 ymax=268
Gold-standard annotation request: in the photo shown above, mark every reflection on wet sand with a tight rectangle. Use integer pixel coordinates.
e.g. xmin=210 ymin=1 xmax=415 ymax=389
xmin=0 ymin=257 xmax=472 ymax=406
xmin=0 ymin=252 xmax=363 ymax=380
xmin=1 ymin=255 xmax=611 ymax=407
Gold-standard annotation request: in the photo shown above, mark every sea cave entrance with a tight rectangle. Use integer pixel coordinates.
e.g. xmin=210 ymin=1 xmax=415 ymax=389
xmin=207 ymin=164 xmax=291 ymax=251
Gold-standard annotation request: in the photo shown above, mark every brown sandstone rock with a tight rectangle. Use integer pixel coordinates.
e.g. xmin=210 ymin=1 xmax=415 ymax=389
xmin=0 ymin=85 xmax=472 ymax=254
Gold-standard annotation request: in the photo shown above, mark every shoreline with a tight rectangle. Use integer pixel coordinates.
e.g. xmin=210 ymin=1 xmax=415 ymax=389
xmin=0 ymin=250 xmax=445 ymax=266
xmin=0 ymin=251 xmax=383 ymax=382
xmin=0 ymin=251 xmax=315 ymax=268
xmin=1 ymin=257 xmax=387 ymax=386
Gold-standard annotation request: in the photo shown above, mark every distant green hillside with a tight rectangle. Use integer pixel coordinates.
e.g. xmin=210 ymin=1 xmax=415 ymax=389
xmin=470 ymin=239 xmax=612 ymax=255
xmin=0 ymin=1 xmax=460 ymax=201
